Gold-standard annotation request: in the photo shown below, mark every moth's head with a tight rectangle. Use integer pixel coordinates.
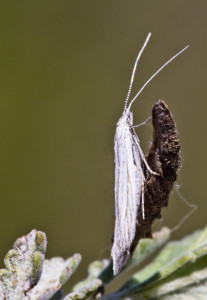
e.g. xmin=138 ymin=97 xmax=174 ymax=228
xmin=117 ymin=109 xmax=133 ymax=126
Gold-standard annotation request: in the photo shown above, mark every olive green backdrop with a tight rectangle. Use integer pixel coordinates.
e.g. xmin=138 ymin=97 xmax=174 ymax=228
xmin=0 ymin=0 xmax=206 ymax=289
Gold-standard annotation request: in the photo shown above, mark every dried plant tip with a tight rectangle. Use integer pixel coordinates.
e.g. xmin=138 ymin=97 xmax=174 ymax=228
xmin=130 ymin=100 xmax=180 ymax=254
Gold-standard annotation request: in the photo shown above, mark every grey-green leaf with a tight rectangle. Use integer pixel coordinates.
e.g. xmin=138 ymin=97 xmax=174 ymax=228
xmin=64 ymin=279 xmax=103 ymax=300
xmin=106 ymin=227 xmax=207 ymax=299
xmin=0 ymin=229 xmax=47 ymax=300
xmin=28 ymin=254 xmax=82 ymax=299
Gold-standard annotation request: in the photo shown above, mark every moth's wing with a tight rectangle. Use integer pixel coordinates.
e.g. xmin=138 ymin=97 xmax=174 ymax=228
xmin=112 ymin=124 xmax=142 ymax=275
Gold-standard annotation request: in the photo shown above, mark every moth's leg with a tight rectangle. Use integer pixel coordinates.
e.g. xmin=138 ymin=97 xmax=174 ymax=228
xmin=133 ymin=116 xmax=151 ymax=128
xmin=140 ymin=144 xmax=159 ymax=176
xmin=131 ymin=118 xmax=158 ymax=175
xmin=134 ymin=136 xmax=158 ymax=176
xmin=141 ymin=177 xmax=145 ymax=219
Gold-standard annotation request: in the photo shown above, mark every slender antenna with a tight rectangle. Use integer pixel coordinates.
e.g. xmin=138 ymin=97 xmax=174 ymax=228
xmin=127 ymin=45 xmax=189 ymax=112
xmin=124 ymin=33 xmax=151 ymax=111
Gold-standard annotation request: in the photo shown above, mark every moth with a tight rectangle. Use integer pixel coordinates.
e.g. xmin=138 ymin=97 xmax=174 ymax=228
xmin=111 ymin=33 xmax=189 ymax=275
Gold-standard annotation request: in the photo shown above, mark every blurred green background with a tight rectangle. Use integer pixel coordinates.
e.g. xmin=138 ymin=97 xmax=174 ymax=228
xmin=0 ymin=0 xmax=206 ymax=290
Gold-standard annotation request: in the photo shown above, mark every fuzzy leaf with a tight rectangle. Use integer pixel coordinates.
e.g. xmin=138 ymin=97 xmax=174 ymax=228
xmin=0 ymin=229 xmax=47 ymax=300
xmin=28 ymin=254 xmax=82 ymax=299
xmin=0 ymin=230 xmax=82 ymax=300
xmin=64 ymin=259 xmax=109 ymax=300
xmin=73 ymin=259 xmax=109 ymax=291
xmin=64 ymin=279 xmax=103 ymax=300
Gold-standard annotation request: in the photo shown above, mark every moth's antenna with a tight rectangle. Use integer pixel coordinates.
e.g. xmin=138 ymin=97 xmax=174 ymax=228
xmin=127 ymin=45 xmax=189 ymax=112
xmin=124 ymin=33 xmax=151 ymax=111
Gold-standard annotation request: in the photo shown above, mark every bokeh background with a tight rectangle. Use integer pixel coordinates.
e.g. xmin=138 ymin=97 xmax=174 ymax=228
xmin=0 ymin=0 xmax=206 ymax=291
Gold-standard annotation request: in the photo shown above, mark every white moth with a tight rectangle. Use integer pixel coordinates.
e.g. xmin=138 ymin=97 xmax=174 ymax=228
xmin=111 ymin=32 xmax=189 ymax=275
